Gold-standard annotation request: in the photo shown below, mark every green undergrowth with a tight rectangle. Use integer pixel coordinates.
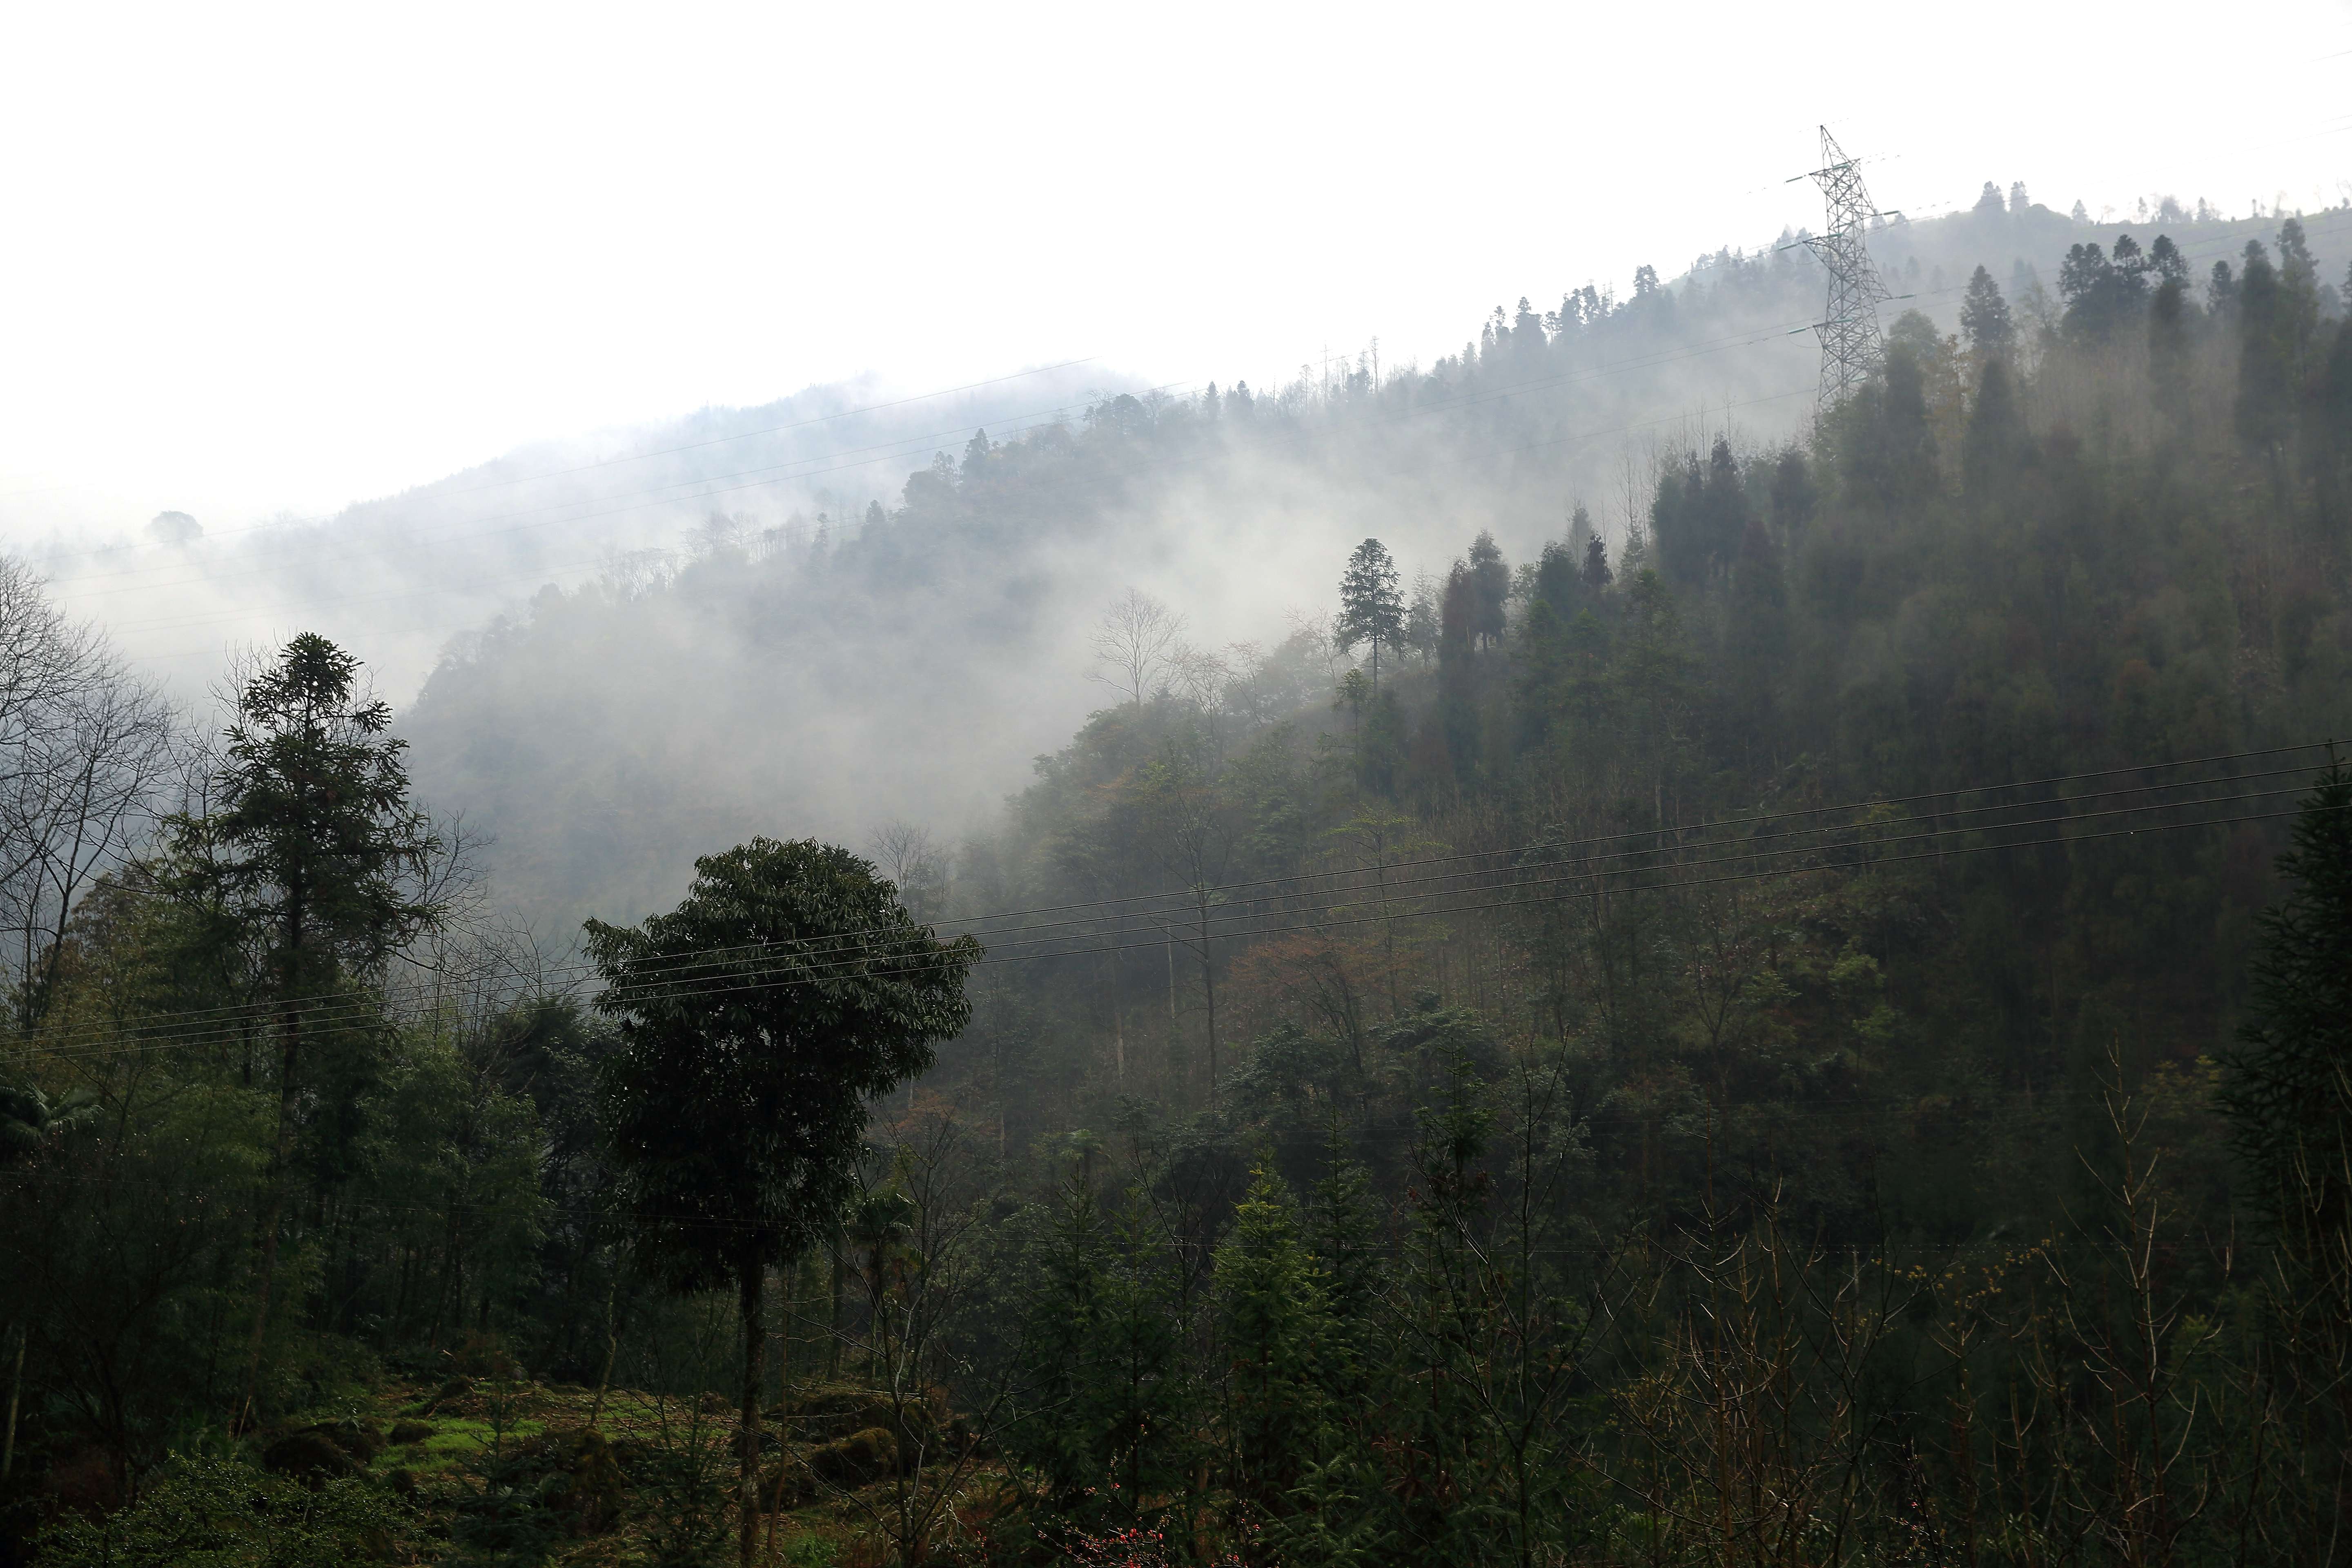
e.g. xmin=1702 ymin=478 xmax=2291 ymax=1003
xmin=403 ymin=1415 xmax=551 ymax=1473
xmin=32 ymin=1375 xmax=975 ymax=1566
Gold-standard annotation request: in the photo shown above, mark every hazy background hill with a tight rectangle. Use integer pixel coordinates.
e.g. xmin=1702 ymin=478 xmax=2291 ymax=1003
xmin=4 ymin=361 xmax=1125 ymax=702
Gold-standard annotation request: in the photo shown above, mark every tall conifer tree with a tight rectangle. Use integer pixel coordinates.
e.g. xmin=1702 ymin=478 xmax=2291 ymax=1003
xmin=166 ymin=634 xmax=442 ymax=1430
xmin=1335 ymin=539 xmax=1406 ymax=692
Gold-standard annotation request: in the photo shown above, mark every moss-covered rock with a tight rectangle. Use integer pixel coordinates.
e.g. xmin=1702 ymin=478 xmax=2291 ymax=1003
xmin=261 ymin=1430 xmax=364 ymax=1486
xmin=755 ymin=1425 xmax=902 ymax=1512
xmin=310 ymin=1419 xmax=388 ymax=1463
xmin=810 ymin=1426 xmax=898 ymax=1488
xmin=780 ymin=1386 xmax=938 ymax=1451
xmin=555 ymin=1428 xmax=627 ymax=1532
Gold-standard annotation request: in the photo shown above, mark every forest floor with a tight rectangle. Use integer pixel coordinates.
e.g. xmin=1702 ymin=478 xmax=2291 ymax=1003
xmin=266 ymin=1372 xmax=977 ymax=1566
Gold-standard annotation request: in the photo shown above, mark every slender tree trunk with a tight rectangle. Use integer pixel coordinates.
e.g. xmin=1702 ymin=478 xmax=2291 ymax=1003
xmin=775 ymin=1261 xmax=793 ymax=1423
xmin=390 ymin=1245 xmax=413 ymax=1346
xmin=1373 ymin=827 xmax=1401 ymax=1018
xmin=737 ymin=1265 xmax=765 ymax=1568
xmin=827 ymin=1245 xmax=844 ymax=1381
xmin=1106 ymin=951 xmax=1125 ymax=1083
xmin=2 ymin=1322 xmax=25 ymax=1479
xmin=237 ymin=887 xmax=306 ymax=1434
xmin=236 ymin=1013 xmax=301 ymax=1432
xmin=1165 ymin=926 xmax=1178 ymax=1097
xmin=1197 ymin=889 xmax=1218 ymax=1100
xmin=764 ymin=1263 xmax=796 ymax=1559
xmin=588 ymin=1257 xmax=620 ymax=1431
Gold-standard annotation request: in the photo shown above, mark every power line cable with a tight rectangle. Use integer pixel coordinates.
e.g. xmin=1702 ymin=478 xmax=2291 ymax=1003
xmin=10 ymin=740 xmax=2330 ymax=1055
xmin=10 ymin=741 xmax=2336 ymax=1052
xmin=18 ymin=781 xmax=2336 ymax=1066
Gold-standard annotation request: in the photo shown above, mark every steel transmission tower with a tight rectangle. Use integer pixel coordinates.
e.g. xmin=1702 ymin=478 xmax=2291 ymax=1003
xmin=1801 ymin=127 xmax=1894 ymax=415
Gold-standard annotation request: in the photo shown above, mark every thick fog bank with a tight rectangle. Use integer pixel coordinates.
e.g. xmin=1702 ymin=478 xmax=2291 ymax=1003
xmin=1 ymin=362 xmax=1121 ymax=706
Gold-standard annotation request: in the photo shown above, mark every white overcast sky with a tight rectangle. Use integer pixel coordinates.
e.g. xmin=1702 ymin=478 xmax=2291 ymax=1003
xmin=2 ymin=0 xmax=2348 ymax=528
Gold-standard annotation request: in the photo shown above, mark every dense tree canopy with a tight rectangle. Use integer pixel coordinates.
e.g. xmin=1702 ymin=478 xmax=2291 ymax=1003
xmin=4 ymin=200 xmax=2352 ymax=1566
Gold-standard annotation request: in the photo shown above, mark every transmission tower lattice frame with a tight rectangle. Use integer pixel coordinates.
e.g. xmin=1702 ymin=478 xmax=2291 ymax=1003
xmin=1801 ymin=127 xmax=1893 ymax=416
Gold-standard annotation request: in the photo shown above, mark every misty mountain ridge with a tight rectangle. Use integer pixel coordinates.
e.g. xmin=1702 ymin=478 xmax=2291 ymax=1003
xmin=393 ymin=193 xmax=2349 ymax=931
xmin=8 ymin=361 xmax=1128 ymax=700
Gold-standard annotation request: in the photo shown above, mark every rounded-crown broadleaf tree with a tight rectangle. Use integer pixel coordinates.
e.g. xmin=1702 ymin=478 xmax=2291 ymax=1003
xmin=586 ymin=836 xmax=978 ymax=1568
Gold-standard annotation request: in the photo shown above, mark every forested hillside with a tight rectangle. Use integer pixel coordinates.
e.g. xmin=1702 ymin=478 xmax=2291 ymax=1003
xmin=3 ymin=202 xmax=2352 ymax=1567
xmin=400 ymin=196 xmax=2348 ymax=931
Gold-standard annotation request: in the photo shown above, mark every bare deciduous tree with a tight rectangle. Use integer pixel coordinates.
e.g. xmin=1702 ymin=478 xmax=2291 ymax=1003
xmin=868 ymin=821 xmax=949 ymax=925
xmin=1089 ymin=588 xmax=1186 ymax=708
xmin=0 ymin=557 xmax=177 ymax=1028
xmin=1164 ymin=640 xmax=1229 ymax=711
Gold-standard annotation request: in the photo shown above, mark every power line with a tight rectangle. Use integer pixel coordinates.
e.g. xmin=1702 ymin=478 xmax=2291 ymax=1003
xmin=13 ymin=767 xmax=2336 ymax=1067
xmin=9 ymin=739 xmax=2330 ymax=1055
xmin=7 ymin=742 xmax=2336 ymax=1056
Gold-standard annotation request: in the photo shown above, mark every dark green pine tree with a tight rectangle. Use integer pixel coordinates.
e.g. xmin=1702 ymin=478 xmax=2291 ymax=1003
xmin=1767 ymin=448 xmax=1815 ymax=532
xmin=1272 ymin=1124 xmax=1390 ymax=1566
xmin=1963 ymin=356 xmax=2029 ymax=497
xmin=1214 ymin=1169 xmax=1334 ymax=1552
xmin=1467 ymin=532 xmax=1510 ymax=652
xmin=1519 ymin=543 xmax=1583 ymax=752
xmin=164 ymin=633 xmax=444 ymax=1432
xmin=2221 ymin=761 xmax=2352 ymax=1265
xmin=2236 ymin=240 xmax=2294 ymax=453
xmin=1699 ymin=437 xmax=1747 ymax=575
xmin=2148 ymin=266 xmax=2194 ymax=425
xmin=1382 ymin=1049 xmax=1506 ymax=1567
xmin=1959 ymin=265 xmax=2014 ymax=361
xmin=1650 ymin=451 xmax=1706 ymax=585
xmin=1532 ymin=539 xmax=1578 ymax=621
xmin=2276 ymin=218 xmax=2323 ymax=379
xmin=587 ymin=837 xmax=977 ymax=1568
xmin=1335 ymin=538 xmax=1406 ymax=691
xmin=1304 ymin=1122 xmax=1384 ymax=1365
xmin=1102 ymin=1194 xmax=1200 ymax=1528
xmin=1723 ymin=517 xmax=1788 ymax=765
xmin=1515 ymin=598 xmax=1568 ymax=755
xmin=1012 ymin=1165 xmax=1114 ymax=1503
xmin=2207 ymin=258 xmax=2239 ymax=323
xmin=2218 ymin=762 xmax=2352 ymax=1546
xmin=2148 ymin=233 xmax=2189 ymax=289
xmin=1840 ymin=340 xmax=1938 ymax=507
xmin=1579 ymin=534 xmax=1613 ymax=597
xmin=2323 ymin=310 xmax=2352 ymax=499
xmin=1436 ymin=562 xmax=1480 ymax=788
